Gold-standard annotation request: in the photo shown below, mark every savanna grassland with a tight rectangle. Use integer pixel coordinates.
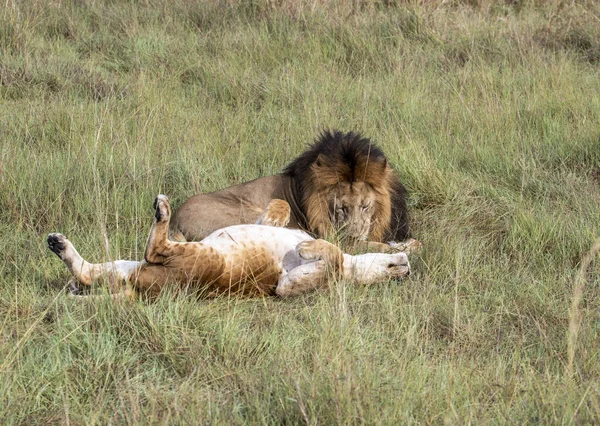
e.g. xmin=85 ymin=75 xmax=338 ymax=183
xmin=1 ymin=0 xmax=600 ymax=423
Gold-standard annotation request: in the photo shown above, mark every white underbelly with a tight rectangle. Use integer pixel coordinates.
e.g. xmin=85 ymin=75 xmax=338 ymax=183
xmin=201 ymin=225 xmax=314 ymax=272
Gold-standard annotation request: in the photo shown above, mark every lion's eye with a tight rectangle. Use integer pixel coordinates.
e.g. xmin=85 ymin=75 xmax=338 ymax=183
xmin=336 ymin=207 xmax=347 ymax=217
xmin=360 ymin=204 xmax=370 ymax=212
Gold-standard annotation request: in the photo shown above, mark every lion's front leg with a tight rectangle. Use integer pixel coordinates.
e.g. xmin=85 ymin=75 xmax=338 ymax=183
xmin=255 ymin=199 xmax=291 ymax=227
xmin=275 ymin=239 xmax=345 ymax=297
xmin=296 ymin=239 xmax=344 ymax=273
xmin=275 ymin=261 xmax=329 ymax=297
xmin=386 ymin=238 xmax=422 ymax=255
xmin=355 ymin=238 xmax=422 ymax=255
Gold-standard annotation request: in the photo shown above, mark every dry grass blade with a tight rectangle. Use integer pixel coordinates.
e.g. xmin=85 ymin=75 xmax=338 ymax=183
xmin=567 ymin=240 xmax=600 ymax=381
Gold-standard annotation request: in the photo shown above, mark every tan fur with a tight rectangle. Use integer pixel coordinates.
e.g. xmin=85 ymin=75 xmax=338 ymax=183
xmin=171 ymin=175 xmax=297 ymax=242
xmin=136 ymin=197 xmax=283 ymax=298
xmin=173 ymin=170 xmax=396 ymax=246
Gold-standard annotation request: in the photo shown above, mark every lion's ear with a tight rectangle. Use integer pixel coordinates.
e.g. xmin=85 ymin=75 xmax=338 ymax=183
xmin=382 ymin=158 xmax=392 ymax=176
xmin=375 ymin=157 xmax=389 ymax=172
xmin=311 ymin=154 xmax=347 ymax=186
xmin=314 ymin=154 xmax=325 ymax=168
xmin=377 ymin=158 xmax=390 ymax=175
xmin=361 ymin=157 xmax=390 ymax=186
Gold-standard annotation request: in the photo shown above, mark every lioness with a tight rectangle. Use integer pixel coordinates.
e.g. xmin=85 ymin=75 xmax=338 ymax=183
xmin=171 ymin=131 xmax=414 ymax=253
xmin=48 ymin=197 xmax=410 ymax=299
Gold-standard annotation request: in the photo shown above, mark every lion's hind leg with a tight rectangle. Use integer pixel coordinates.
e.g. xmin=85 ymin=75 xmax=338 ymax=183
xmin=141 ymin=195 xmax=226 ymax=294
xmin=145 ymin=194 xmax=204 ymax=263
xmin=144 ymin=194 xmax=185 ymax=263
xmin=47 ymin=233 xmax=141 ymax=288
xmin=255 ymin=199 xmax=290 ymax=228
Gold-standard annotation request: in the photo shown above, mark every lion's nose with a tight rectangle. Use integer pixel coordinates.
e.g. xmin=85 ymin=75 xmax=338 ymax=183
xmin=386 ymin=253 xmax=411 ymax=277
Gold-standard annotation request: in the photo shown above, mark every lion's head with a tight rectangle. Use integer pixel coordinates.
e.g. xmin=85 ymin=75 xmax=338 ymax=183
xmin=284 ymin=131 xmax=409 ymax=243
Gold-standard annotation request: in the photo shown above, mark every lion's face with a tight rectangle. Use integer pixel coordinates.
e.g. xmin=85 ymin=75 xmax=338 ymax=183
xmin=327 ymin=181 xmax=378 ymax=241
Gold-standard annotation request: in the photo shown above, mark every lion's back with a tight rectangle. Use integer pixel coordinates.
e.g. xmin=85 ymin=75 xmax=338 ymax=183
xmin=170 ymin=175 xmax=298 ymax=241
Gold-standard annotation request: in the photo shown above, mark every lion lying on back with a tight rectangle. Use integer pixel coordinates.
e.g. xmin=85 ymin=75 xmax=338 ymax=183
xmin=171 ymin=130 xmax=416 ymax=253
xmin=48 ymin=197 xmax=410 ymax=299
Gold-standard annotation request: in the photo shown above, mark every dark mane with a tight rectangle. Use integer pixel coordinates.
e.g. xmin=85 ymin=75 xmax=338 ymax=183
xmin=283 ymin=130 xmax=387 ymax=182
xmin=283 ymin=130 xmax=410 ymax=241
xmin=388 ymin=177 xmax=410 ymax=241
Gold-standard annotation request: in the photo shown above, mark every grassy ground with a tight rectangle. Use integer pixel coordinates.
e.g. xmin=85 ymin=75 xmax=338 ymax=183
xmin=2 ymin=0 xmax=600 ymax=423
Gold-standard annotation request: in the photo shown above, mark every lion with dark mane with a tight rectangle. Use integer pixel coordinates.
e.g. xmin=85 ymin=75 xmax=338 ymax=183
xmin=171 ymin=130 xmax=413 ymax=252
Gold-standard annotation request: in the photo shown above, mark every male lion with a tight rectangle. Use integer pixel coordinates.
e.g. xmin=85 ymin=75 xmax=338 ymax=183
xmin=171 ymin=131 xmax=415 ymax=253
xmin=48 ymin=197 xmax=410 ymax=299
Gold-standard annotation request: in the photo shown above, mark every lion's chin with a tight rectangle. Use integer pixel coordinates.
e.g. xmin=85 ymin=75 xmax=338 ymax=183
xmin=389 ymin=267 xmax=411 ymax=278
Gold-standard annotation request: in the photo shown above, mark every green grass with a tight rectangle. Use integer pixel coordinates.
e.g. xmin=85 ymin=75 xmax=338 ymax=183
xmin=2 ymin=0 xmax=600 ymax=423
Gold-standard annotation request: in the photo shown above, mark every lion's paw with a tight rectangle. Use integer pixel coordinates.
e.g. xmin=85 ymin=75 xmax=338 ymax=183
xmin=66 ymin=277 xmax=84 ymax=296
xmin=388 ymin=238 xmax=422 ymax=255
xmin=47 ymin=233 xmax=68 ymax=258
xmin=153 ymin=194 xmax=171 ymax=222
xmin=256 ymin=199 xmax=291 ymax=227
xmin=296 ymin=240 xmax=324 ymax=261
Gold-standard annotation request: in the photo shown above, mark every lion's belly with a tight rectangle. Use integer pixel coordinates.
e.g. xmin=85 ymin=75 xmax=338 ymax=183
xmin=203 ymin=225 xmax=311 ymax=264
xmin=201 ymin=225 xmax=313 ymax=295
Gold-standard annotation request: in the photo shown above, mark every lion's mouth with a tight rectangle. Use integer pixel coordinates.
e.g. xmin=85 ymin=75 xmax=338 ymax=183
xmin=390 ymin=267 xmax=410 ymax=277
